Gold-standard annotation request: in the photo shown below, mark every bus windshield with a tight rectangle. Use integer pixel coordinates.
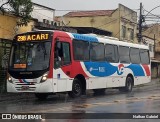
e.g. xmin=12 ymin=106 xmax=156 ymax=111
xmin=9 ymin=41 xmax=51 ymax=71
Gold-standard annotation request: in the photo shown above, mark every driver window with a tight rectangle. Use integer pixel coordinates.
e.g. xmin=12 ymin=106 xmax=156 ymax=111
xmin=54 ymin=41 xmax=71 ymax=68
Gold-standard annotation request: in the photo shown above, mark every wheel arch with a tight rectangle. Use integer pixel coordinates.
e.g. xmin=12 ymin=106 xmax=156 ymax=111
xmin=126 ymin=73 xmax=134 ymax=86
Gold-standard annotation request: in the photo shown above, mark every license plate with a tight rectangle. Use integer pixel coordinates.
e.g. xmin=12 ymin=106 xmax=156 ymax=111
xmin=21 ymin=86 xmax=29 ymax=90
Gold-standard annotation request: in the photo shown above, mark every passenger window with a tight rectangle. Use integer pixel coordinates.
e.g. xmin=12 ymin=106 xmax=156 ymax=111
xmin=119 ymin=46 xmax=130 ymax=63
xmin=73 ymin=40 xmax=89 ymax=61
xmin=130 ymin=48 xmax=140 ymax=64
xmin=140 ymin=49 xmax=150 ymax=64
xmin=90 ymin=42 xmax=105 ymax=61
xmin=105 ymin=44 xmax=119 ymax=63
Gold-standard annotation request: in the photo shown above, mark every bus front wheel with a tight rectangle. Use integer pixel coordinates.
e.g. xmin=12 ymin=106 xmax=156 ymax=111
xmin=35 ymin=93 xmax=48 ymax=100
xmin=68 ymin=79 xmax=82 ymax=98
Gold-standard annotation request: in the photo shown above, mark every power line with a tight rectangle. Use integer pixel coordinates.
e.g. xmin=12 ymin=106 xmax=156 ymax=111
xmin=144 ymin=5 xmax=160 ymax=18
xmin=141 ymin=8 xmax=160 ymax=35
xmin=143 ymin=9 xmax=160 ymax=19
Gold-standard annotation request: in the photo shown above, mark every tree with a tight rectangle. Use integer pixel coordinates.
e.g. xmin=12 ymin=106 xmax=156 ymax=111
xmin=0 ymin=0 xmax=33 ymax=26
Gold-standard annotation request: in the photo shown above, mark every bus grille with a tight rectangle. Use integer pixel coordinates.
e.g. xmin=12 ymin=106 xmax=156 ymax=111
xmin=14 ymin=82 xmax=37 ymax=91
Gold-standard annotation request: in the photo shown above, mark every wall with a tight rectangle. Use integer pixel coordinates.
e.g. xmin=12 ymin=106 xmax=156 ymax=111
xmin=0 ymin=13 xmax=17 ymax=40
xmin=0 ymin=13 xmax=35 ymax=40
xmin=61 ymin=10 xmax=119 ymax=37
xmin=63 ymin=12 xmax=119 ymax=33
xmin=119 ymin=4 xmax=137 ymax=43
xmin=143 ymin=24 xmax=160 ymax=42
xmin=18 ymin=21 xmax=34 ymax=34
xmin=142 ymin=36 xmax=155 ymax=58
xmin=32 ymin=4 xmax=55 ymax=23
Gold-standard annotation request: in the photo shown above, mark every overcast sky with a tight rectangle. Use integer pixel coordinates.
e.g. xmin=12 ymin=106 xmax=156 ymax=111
xmin=32 ymin=0 xmax=160 ymax=17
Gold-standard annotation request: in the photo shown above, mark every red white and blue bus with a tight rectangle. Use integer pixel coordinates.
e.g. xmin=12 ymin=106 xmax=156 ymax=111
xmin=7 ymin=30 xmax=151 ymax=100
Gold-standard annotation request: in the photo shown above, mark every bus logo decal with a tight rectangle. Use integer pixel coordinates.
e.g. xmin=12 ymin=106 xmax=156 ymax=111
xmin=117 ymin=64 xmax=124 ymax=75
xmin=89 ymin=67 xmax=99 ymax=72
xmin=19 ymin=79 xmax=30 ymax=84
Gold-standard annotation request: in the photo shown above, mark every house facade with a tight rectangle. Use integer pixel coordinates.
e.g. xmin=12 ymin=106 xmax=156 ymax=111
xmin=56 ymin=4 xmax=138 ymax=43
xmin=142 ymin=24 xmax=160 ymax=78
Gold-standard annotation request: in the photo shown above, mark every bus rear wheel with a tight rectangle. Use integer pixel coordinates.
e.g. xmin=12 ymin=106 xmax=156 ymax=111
xmin=68 ymin=79 xmax=82 ymax=98
xmin=35 ymin=93 xmax=48 ymax=100
xmin=119 ymin=76 xmax=133 ymax=92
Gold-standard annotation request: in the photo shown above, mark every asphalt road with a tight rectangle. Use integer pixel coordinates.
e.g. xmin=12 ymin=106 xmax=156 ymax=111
xmin=0 ymin=79 xmax=160 ymax=122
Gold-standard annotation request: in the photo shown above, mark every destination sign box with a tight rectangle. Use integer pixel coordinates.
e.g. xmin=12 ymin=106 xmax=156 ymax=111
xmin=16 ymin=33 xmax=50 ymax=42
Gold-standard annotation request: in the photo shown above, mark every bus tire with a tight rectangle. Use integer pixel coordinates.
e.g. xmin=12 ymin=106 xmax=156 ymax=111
xmin=68 ymin=79 xmax=82 ymax=98
xmin=93 ymin=89 xmax=106 ymax=95
xmin=119 ymin=76 xmax=133 ymax=92
xmin=35 ymin=93 xmax=48 ymax=100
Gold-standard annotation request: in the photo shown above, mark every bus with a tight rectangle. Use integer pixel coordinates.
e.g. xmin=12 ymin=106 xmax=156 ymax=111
xmin=7 ymin=30 xmax=151 ymax=100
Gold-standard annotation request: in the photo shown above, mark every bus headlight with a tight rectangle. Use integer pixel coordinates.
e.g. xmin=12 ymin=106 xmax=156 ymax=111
xmin=8 ymin=76 xmax=13 ymax=83
xmin=40 ymin=73 xmax=48 ymax=83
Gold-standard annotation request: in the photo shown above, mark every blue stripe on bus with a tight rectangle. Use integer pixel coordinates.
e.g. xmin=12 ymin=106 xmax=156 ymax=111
xmin=72 ymin=33 xmax=98 ymax=42
xmin=126 ymin=64 xmax=145 ymax=76
xmin=84 ymin=62 xmax=145 ymax=77
xmin=22 ymin=79 xmax=30 ymax=84
xmin=84 ymin=62 xmax=118 ymax=77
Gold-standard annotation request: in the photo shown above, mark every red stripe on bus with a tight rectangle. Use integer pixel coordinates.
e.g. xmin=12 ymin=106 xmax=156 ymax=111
xmin=142 ymin=65 xmax=151 ymax=76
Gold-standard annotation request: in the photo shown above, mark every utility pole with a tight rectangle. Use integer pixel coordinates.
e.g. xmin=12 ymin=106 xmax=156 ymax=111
xmin=138 ymin=3 xmax=143 ymax=43
xmin=154 ymin=34 xmax=156 ymax=58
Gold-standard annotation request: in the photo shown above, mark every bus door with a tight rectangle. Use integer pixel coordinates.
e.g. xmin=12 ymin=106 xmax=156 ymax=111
xmin=53 ymin=37 xmax=72 ymax=92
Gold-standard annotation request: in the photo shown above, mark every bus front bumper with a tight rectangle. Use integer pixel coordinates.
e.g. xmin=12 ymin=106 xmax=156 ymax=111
xmin=7 ymin=79 xmax=53 ymax=93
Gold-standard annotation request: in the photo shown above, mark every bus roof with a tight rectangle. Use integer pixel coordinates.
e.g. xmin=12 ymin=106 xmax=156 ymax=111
xmin=70 ymin=33 xmax=149 ymax=50
xmin=19 ymin=30 xmax=149 ymax=50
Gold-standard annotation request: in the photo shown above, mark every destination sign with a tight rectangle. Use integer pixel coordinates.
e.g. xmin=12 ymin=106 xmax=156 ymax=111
xmin=14 ymin=64 xmax=26 ymax=69
xmin=16 ymin=33 xmax=50 ymax=42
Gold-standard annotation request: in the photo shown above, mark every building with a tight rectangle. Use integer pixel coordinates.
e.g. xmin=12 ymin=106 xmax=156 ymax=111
xmin=142 ymin=24 xmax=160 ymax=59
xmin=56 ymin=4 xmax=137 ymax=43
xmin=141 ymin=35 xmax=160 ymax=78
xmin=32 ymin=2 xmax=55 ymax=23
xmin=142 ymin=24 xmax=160 ymax=78
xmin=31 ymin=2 xmax=57 ymax=30
xmin=31 ymin=2 xmax=76 ymax=33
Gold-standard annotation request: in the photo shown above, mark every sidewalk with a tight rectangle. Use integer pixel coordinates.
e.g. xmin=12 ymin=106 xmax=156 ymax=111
xmin=0 ymin=78 xmax=159 ymax=102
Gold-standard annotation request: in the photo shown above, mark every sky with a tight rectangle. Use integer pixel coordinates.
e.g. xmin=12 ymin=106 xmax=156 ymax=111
xmin=32 ymin=0 xmax=160 ymax=17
